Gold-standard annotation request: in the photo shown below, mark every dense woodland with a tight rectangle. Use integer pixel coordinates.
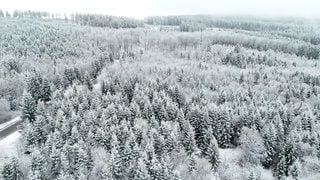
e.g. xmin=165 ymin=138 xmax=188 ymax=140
xmin=0 ymin=10 xmax=320 ymax=180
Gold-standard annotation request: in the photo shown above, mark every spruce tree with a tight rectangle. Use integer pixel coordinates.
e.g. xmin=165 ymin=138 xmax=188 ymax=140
xmin=109 ymin=146 xmax=123 ymax=179
xmin=133 ymin=158 xmax=151 ymax=180
xmin=263 ymin=123 xmax=278 ymax=168
xmin=206 ymin=132 xmax=220 ymax=170
xmin=33 ymin=115 xmax=47 ymax=144
xmin=187 ymin=153 xmax=196 ymax=173
xmin=28 ymin=170 xmax=42 ymax=180
xmin=1 ymin=157 xmax=22 ymax=180
xmin=21 ymin=91 xmax=37 ymax=122
xmin=289 ymin=161 xmax=301 ymax=180
xmin=50 ymin=146 xmax=62 ymax=177
xmin=41 ymin=78 xmax=52 ymax=102
xmin=26 ymin=73 xmax=43 ymax=101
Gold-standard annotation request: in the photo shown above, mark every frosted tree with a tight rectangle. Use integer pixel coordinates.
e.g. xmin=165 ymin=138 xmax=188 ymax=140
xmin=187 ymin=153 xmax=196 ymax=173
xmin=31 ymin=150 xmax=45 ymax=177
xmin=239 ymin=127 xmax=266 ymax=165
xmin=1 ymin=157 xmax=22 ymax=180
xmin=133 ymin=157 xmax=151 ymax=180
xmin=210 ymin=108 xmax=232 ymax=148
xmin=50 ymin=146 xmax=62 ymax=177
xmin=148 ymin=154 xmax=162 ymax=180
xmin=26 ymin=73 xmax=43 ymax=101
xmin=21 ymin=91 xmax=37 ymax=122
xmin=75 ymin=146 xmax=89 ymax=169
xmin=263 ymin=123 xmax=278 ymax=168
xmin=69 ymin=126 xmax=80 ymax=145
xmin=33 ymin=115 xmax=47 ymax=144
xmin=28 ymin=170 xmax=42 ymax=180
xmin=289 ymin=161 xmax=301 ymax=180
xmin=56 ymin=173 xmax=75 ymax=180
xmin=41 ymin=78 xmax=52 ymax=102
xmin=84 ymin=72 xmax=93 ymax=90
xmin=205 ymin=130 xmax=220 ymax=170
xmin=108 ymin=134 xmax=123 ymax=179
xmin=121 ymin=141 xmax=133 ymax=167
xmin=178 ymin=110 xmax=197 ymax=155
xmin=188 ymin=105 xmax=208 ymax=151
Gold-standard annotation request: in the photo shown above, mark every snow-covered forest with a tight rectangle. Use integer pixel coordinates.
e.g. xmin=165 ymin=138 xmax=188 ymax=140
xmin=0 ymin=10 xmax=320 ymax=180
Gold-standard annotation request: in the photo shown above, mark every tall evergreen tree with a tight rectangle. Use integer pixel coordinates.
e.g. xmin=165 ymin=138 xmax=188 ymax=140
xmin=133 ymin=157 xmax=151 ymax=180
xmin=1 ymin=157 xmax=22 ymax=180
xmin=41 ymin=78 xmax=52 ymax=102
xmin=21 ymin=91 xmax=37 ymax=122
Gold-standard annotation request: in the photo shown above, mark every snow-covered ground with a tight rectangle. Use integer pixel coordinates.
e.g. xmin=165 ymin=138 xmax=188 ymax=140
xmin=219 ymin=148 xmax=274 ymax=180
xmin=0 ymin=116 xmax=21 ymax=132
xmin=0 ymin=131 xmax=21 ymax=165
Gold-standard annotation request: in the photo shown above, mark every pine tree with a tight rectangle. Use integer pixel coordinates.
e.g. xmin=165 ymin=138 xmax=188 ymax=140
xmin=31 ymin=151 xmax=45 ymax=173
xmin=247 ymin=172 xmax=256 ymax=180
xmin=69 ymin=126 xmax=80 ymax=145
xmin=109 ymin=146 xmax=123 ymax=179
xmin=211 ymin=108 xmax=232 ymax=148
xmin=276 ymin=157 xmax=286 ymax=180
xmin=41 ymin=78 xmax=52 ymax=102
xmin=276 ymin=134 xmax=300 ymax=179
xmin=151 ymin=129 xmax=165 ymax=156
xmin=50 ymin=146 xmax=61 ymax=177
xmin=1 ymin=157 xmax=22 ymax=180
xmin=178 ymin=110 xmax=197 ymax=155
xmin=187 ymin=153 xmax=196 ymax=173
xmin=133 ymin=158 xmax=151 ymax=180
xmin=28 ymin=170 xmax=42 ymax=180
xmin=148 ymin=154 xmax=162 ymax=180
xmin=100 ymin=165 xmax=112 ymax=180
xmin=84 ymin=72 xmax=93 ymax=90
xmin=218 ymin=90 xmax=226 ymax=105
xmin=289 ymin=161 xmax=301 ymax=180
xmin=263 ymin=123 xmax=278 ymax=168
xmin=60 ymin=152 xmax=70 ymax=173
xmin=21 ymin=91 xmax=37 ymax=122
xmin=121 ymin=141 xmax=133 ymax=167
xmin=188 ymin=105 xmax=208 ymax=151
xmin=56 ymin=173 xmax=75 ymax=180
xmin=206 ymin=132 xmax=220 ymax=170
xmin=26 ymin=73 xmax=43 ymax=101
xmin=53 ymin=130 xmax=64 ymax=149
xmin=33 ymin=115 xmax=47 ymax=144
xmin=75 ymin=146 xmax=89 ymax=169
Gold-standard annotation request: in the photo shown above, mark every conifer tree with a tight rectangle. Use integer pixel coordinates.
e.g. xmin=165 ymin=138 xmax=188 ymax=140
xmin=289 ymin=161 xmax=301 ymax=180
xmin=26 ymin=73 xmax=43 ymax=101
xmin=133 ymin=158 xmax=151 ymax=180
xmin=206 ymin=131 xmax=220 ymax=170
xmin=22 ymin=91 xmax=37 ymax=122
xmin=187 ymin=153 xmax=196 ymax=173
xmin=69 ymin=126 xmax=80 ymax=145
xmin=50 ymin=146 xmax=61 ymax=177
xmin=109 ymin=146 xmax=123 ymax=179
xmin=28 ymin=170 xmax=42 ymax=180
xmin=41 ymin=78 xmax=52 ymax=102
xmin=33 ymin=115 xmax=47 ymax=144
xmin=1 ymin=157 xmax=22 ymax=180
xmin=263 ymin=123 xmax=278 ymax=168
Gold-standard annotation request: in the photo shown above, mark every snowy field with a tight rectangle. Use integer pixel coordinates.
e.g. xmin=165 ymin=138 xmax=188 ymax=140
xmin=0 ymin=131 xmax=21 ymax=167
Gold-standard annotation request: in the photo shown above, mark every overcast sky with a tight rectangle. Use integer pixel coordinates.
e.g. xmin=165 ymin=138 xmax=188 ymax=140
xmin=1 ymin=0 xmax=319 ymax=19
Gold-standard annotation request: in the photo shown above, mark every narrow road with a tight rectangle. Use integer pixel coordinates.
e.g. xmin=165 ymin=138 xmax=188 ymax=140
xmin=0 ymin=117 xmax=22 ymax=140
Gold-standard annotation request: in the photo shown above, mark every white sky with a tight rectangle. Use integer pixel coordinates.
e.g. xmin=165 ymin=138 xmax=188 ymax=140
xmin=1 ymin=0 xmax=319 ymax=19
